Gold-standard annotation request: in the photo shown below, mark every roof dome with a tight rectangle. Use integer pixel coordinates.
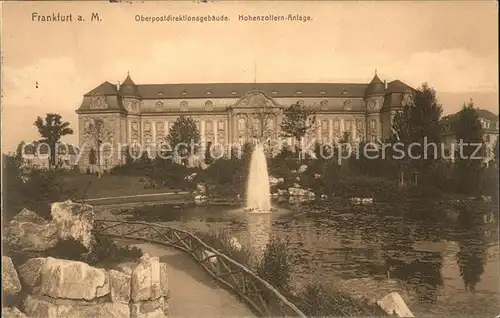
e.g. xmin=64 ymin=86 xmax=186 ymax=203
xmin=119 ymin=73 xmax=140 ymax=97
xmin=365 ymin=73 xmax=385 ymax=96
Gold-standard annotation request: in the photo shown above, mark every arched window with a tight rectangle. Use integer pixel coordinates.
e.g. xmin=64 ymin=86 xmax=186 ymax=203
xmin=238 ymin=118 xmax=246 ymax=130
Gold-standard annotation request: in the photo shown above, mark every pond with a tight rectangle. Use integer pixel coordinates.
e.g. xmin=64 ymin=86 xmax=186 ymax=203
xmin=119 ymin=200 xmax=499 ymax=317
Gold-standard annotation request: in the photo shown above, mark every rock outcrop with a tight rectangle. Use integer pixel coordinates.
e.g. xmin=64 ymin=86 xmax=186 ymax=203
xmin=51 ymin=200 xmax=95 ymax=250
xmin=131 ymin=254 xmax=170 ymax=317
xmin=2 ymin=306 xmax=28 ymax=318
xmin=13 ymin=256 xmax=170 ymax=318
xmin=2 ymin=256 xmax=22 ymax=297
xmin=40 ymin=257 xmax=109 ymax=300
xmin=5 ymin=208 xmax=58 ymax=252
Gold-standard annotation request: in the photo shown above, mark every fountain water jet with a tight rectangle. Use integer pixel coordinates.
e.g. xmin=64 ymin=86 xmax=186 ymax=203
xmin=245 ymin=143 xmax=274 ymax=213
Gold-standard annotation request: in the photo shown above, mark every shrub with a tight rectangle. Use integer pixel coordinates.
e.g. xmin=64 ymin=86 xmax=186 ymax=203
xmin=44 ymin=234 xmax=142 ymax=267
xmin=256 ymin=237 xmax=293 ymax=298
xmin=294 ymin=283 xmax=380 ymax=317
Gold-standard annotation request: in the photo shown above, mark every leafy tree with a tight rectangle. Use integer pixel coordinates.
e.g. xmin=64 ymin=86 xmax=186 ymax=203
xmin=391 ymin=83 xmax=443 ymax=185
xmin=166 ymin=116 xmax=201 ymax=166
xmin=280 ymin=103 xmax=316 ymax=151
xmin=2 ymin=154 xmax=76 ymax=219
xmin=84 ymin=118 xmax=105 ymax=178
xmin=34 ymin=113 xmax=74 ymax=169
xmin=454 ymin=100 xmax=485 ymax=194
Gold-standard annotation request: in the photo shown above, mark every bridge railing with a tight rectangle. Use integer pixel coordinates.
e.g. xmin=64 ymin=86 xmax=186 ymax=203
xmin=94 ymin=219 xmax=306 ymax=318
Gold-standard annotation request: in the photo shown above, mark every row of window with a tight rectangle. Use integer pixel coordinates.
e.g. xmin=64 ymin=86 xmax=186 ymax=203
xmin=135 ymin=118 xmax=378 ymax=134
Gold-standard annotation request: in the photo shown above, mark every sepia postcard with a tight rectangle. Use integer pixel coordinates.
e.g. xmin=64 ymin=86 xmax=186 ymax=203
xmin=1 ymin=1 xmax=499 ymax=317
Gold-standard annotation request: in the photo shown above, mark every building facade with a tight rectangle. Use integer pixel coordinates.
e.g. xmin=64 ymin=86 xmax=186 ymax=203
xmin=441 ymin=108 xmax=499 ymax=165
xmin=76 ymin=72 xmax=414 ymax=170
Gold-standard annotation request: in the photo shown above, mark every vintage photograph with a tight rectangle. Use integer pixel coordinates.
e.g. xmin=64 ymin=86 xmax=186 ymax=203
xmin=1 ymin=1 xmax=498 ymax=317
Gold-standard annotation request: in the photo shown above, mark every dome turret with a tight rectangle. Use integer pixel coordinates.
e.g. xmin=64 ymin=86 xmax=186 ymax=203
xmin=365 ymin=71 xmax=386 ymax=96
xmin=119 ymin=72 xmax=140 ymax=97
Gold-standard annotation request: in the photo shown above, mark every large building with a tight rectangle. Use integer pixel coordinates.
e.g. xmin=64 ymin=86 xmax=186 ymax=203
xmin=76 ymin=72 xmax=414 ymax=170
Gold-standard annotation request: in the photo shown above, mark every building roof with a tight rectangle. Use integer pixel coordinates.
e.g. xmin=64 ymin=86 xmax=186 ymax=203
xmin=365 ymin=74 xmax=386 ymax=96
xmin=442 ymin=108 xmax=498 ymax=123
xmin=78 ymin=73 xmax=415 ymax=113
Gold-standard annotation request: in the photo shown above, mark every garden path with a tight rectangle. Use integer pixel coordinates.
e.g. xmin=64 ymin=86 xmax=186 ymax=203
xmin=124 ymin=240 xmax=256 ymax=318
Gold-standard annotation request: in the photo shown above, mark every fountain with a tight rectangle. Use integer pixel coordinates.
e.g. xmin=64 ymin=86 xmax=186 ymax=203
xmin=245 ymin=143 xmax=274 ymax=213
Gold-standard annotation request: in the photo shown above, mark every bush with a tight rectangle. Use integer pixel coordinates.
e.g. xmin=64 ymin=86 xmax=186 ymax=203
xmin=295 ymin=282 xmax=382 ymax=316
xmin=2 ymin=154 xmax=77 ymax=220
xmin=256 ymin=237 xmax=293 ymax=300
xmin=44 ymin=234 xmax=142 ymax=267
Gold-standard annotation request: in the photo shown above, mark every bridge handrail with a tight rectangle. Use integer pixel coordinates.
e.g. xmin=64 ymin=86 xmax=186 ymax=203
xmin=94 ymin=218 xmax=306 ymax=318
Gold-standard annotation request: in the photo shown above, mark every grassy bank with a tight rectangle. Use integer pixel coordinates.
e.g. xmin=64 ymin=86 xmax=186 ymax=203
xmin=194 ymin=228 xmax=385 ymax=317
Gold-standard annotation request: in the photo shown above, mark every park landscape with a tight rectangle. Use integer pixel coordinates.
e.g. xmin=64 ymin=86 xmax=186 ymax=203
xmin=2 ymin=81 xmax=500 ymax=317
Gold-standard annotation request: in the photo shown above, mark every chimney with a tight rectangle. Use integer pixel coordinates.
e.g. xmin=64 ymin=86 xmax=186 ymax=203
xmin=384 ymin=80 xmax=387 ymax=90
xmin=117 ymin=81 xmax=120 ymax=91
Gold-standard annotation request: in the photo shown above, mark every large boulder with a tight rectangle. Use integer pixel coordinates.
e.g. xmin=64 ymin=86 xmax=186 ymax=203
xmin=5 ymin=208 xmax=58 ymax=252
xmin=130 ymin=297 xmax=169 ymax=318
xmin=377 ymin=292 xmax=414 ymax=317
xmin=131 ymin=254 xmax=167 ymax=302
xmin=109 ymin=270 xmax=131 ymax=304
xmin=51 ymin=200 xmax=95 ymax=250
xmin=40 ymin=257 xmax=109 ymax=300
xmin=17 ymin=257 xmax=47 ymax=289
xmin=2 ymin=256 xmax=22 ymax=297
xmin=2 ymin=307 xmax=28 ymax=318
xmin=24 ymin=295 xmax=130 ymax=318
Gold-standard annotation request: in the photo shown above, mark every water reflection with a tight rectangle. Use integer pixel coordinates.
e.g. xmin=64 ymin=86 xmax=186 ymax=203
xmin=246 ymin=213 xmax=272 ymax=260
xmin=456 ymin=212 xmax=488 ymax=293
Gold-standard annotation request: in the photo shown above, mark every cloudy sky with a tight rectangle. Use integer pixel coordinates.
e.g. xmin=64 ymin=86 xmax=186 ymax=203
xmin=1 ymin=1 xmax=498 ymax=152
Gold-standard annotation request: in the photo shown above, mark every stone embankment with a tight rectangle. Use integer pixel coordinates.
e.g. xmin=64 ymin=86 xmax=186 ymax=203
xmin=2 ymin=200 xmax=170 ymax=317
xmin=2 ymin=254 xmax=169 ymax=318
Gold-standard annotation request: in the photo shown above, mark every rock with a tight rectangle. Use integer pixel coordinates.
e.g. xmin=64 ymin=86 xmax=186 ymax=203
xmin=115 ymin=262 xmax=138 ymax=276
xmin=196 ymin=183 xmax=206 ymax=195
xmin=288 ymin=187 xmax=311 ymax=196
xmin=298 ymin=164 xmax=308 ymax=173
xmin=5 ymin=209 xmax=58 ymax=252
xmin=2 ymin=307 xmax=28 ymax=318
xmin=269 ymin=176 xmax=283 ymax=186
xmin=18 ymin=257 xmax=47 ymax=287
xmin=160 ymin=263 xmax=169 ymax=297
xmin=131 ymin=297 xmax=169 ymax=318
xmin=40 ymin=257 xmax=109 ymax=300
xmin=109 ymin=270 xmax=131 ymax=304
xmin=377 ymin=292 xmax=414 ymax=317
xmin=23 ymin=295 xmax=58 ymax=318
xmin=277 ymin=189 xmax=288 ymax=196
xmin=320 ymin=194 xmax=328 ymax=200
xmin=24 ymin=295 xmax=130 ymax=318
xmin=51 ymin=200 xmax=95 ymax=250
xmin=271 ymin=192 xmax=279 ymax=198
xmin=131 ymin=254 xmax=162 ymax=302
xmin=2 ymin=256 xmax=22 ymax=297
xmin=194 ymin=195 xmax=207 ymax=204
xmin=314 ymin=173 xmax=323 ymax=179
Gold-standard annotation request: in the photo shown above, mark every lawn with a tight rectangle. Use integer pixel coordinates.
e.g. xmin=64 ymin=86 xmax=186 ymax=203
xmin=61 ymin=173 xmax=180 ymax=199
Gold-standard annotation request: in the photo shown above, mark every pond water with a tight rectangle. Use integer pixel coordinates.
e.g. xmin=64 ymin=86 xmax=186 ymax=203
xmin=122 ymin=201 xmax=499 ymax=316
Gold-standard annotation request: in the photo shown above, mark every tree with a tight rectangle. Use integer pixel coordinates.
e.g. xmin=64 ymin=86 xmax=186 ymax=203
xmin=34 ymin=113 xmax=74 ymax=169
xmin=280 ymin=103 xmax=316 ymax=155
xmin=454 ymin=100 xmax=485 ymax=194
xmin=166 ymin=116 xmax=201 ymax=166
xmin=391 ymin=83 xmax=443 ymax=185
xmin=84 ymin=118 xmax=105 ymax=178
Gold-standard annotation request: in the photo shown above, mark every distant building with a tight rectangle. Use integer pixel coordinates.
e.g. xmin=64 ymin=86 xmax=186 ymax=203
xmin=17 ymin=141 xmax=80 ymax=169
xmin=441 ymin=108 xmax=499 ymax=165
xmin=75 ymin=71 xmax=415 ymax=171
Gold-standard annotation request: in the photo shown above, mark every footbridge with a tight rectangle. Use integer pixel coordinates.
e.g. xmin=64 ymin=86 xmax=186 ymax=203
xmin=94 ymin=219 xmax=306 ymax=318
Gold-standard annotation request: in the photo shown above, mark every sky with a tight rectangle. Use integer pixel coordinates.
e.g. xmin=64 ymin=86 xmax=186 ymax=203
xmin=1 ymin=1 xmax=498 ymax=152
